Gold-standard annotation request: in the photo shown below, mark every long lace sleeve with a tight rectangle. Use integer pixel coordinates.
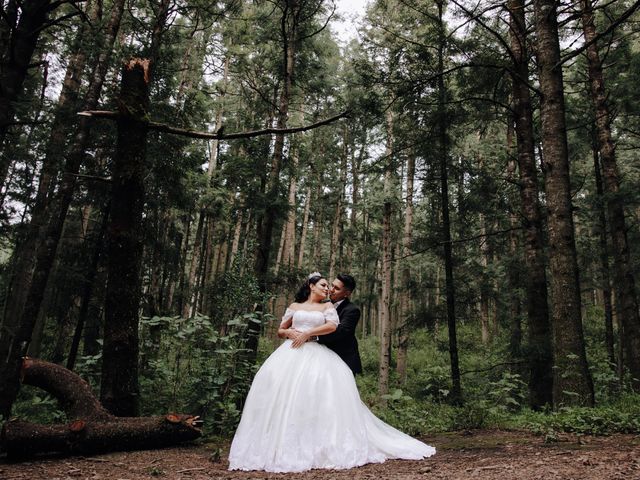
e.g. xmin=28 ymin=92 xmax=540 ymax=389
xmin=280 ymin=308 xmax=295 ymax=327
xmin=323 ymin=306 xmax=339 ymax=326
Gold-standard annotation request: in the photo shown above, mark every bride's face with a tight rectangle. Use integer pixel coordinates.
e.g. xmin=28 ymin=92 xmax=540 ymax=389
xmin=311 ymin=279 xmax=330 ymax=299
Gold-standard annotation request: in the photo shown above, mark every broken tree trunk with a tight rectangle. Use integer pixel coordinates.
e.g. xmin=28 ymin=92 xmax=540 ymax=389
xmin=0 ymin=358 xmax=202 ymax=459
xmin=100 ymin=58 xmax=150 ymax=417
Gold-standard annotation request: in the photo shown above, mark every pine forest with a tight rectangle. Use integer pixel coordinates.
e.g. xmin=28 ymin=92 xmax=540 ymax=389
xmin=1 ymin=0 xmax=640 ymax=468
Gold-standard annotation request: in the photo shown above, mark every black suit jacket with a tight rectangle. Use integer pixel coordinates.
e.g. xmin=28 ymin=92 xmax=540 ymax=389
xmin=319 ymin=298 xmax=363 ymax=374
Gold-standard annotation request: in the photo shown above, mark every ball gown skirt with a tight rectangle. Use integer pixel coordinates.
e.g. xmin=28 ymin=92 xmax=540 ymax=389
xmin=228 ymin=309 xmax=436 ymax=472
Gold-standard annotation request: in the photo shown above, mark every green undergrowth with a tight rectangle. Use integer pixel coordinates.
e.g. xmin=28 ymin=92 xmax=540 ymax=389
xmin=352 ymin=324 xmax=640 ymax=438
xmin=519 ymin=395 xmax=640 ymax=436
xmin=9 ymin=304 xmax=640 ymax=440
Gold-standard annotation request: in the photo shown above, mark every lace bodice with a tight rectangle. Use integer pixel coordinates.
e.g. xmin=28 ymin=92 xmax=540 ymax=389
xmin=281 ymin=307 xmax=339 ymax=332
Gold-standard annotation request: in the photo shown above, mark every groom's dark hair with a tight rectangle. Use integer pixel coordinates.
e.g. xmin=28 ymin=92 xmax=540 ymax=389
xmin=337 ymin=273 xmax=356 ymax=292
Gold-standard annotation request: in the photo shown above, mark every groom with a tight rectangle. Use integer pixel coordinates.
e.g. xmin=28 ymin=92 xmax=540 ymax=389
xmin=318 ymin=274 xmax=363 ymax=375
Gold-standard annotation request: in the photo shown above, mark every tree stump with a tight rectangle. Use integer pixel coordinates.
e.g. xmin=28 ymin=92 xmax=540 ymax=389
xmin=0 ymin=358 xmax=202 ymax=459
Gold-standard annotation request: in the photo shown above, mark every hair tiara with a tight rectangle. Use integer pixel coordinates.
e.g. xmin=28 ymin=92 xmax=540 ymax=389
xmin=308 ymin=271 xmax=322 ymax=279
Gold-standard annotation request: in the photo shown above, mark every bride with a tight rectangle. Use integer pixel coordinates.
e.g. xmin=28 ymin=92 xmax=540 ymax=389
xmin=228 ymin=273 xmax=435 ymax=472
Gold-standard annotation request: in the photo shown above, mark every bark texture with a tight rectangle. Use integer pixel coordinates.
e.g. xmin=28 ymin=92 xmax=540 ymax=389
xmin=396 ymin=153 xmax=415 ymax=383
xmin=436 ymin=0 xmax=461 ymax=404
xmin=581 ymin=0 xmax=640 ymax=389
xmin=378 ymin=111 xmax=394 ymax=399
xmin=507 ymin=0 xmax=553 ymax=409
xmin=100 ymin=59 xmax=150 ymax=417
xmin=534 ymin=0 xmax=594 ymax=407
xmin=329 ymin=127 xmax=349 ymax=280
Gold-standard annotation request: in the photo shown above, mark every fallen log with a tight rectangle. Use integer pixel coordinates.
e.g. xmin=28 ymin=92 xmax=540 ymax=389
xmin=19 ymin=357 xmax=112 ymax=421
xmin=2 ymin=414 xmax=202 ymax=458
xmin=1 ymin=358 xmax=202 ymax=459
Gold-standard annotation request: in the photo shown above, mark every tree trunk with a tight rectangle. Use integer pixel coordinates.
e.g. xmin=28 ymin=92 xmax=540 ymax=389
xmin=147 ymin=0 xmax=172 ymax=69
xmin=581 ymin=0 xmax=640 ymax=389
xmin=177 ymin=213 xmax=192 ymax=314
xmin=346 ymin=134 xmax=365 ymax=271
xmin=50 ymin=298 xmax=80 ymax=366
xmin=296 ymin=185 xmax=312 ymax=269
xmin=506 ymin=119 xmax=523 ymax=363
xmin=228 ymin=200 xmax=244 ymax=269
xmin=146 ymin=208 xmax=169 ymax=318
xmin=508 ymin=0 xmax=553 ymax=409
xmin=533 ymin=0 xmax=594 ymax=407
xmin=239 ymin=210 xmax=253 ymax=276
xmin=274 ymin=214 xmax=288 ymax=277
xmin=100 ymin=59 xmax=150 ymax=417
xmin=215 ymin=224 xmax=230 ymax=276
xmin=274 ymin=143 xmax=299 ymax=278
xmin=311 ymin=184 xmax=323 ymax=267
xmin=479 ymin=214 xmax=490 ymax=345
xmin=281 ymin=128 xmax=303 ymax=273
xmin=195 ymin=223 xmax=211 ymax=312
xmin=436 ymin=0 xmax=461 ymax=404
xmin=49 ymin=201 xmax=101 ymax=366
xmin=183 ymin=212 xmax=206 ymax=318
xmin=329 ymin=127 xmax=349 ymax=280
xmin=82 ymin=266 xmax=106 ymax=358
xmin=378 ymin=111 xmax=394 ymax=400
xmin=203 ymin=213 xmax=216 ymax=289
xmin=592 ymin=147 xmax=616 ymax=368
xmin=163 ymin=216 xmax=184 ymax=315
xmin=396 ymin=153 xmax=415 ymax=383
xmin=67 ymin=203 xmax=110 ymax=371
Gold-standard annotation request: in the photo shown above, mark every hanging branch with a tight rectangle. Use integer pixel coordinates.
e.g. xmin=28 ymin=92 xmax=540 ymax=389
xmin=77 ymin=110 xmax=349 ymax=140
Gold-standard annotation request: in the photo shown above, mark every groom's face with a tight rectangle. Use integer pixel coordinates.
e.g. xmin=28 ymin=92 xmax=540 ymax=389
xmin=329 ymin=279 xmax=351 ymax=303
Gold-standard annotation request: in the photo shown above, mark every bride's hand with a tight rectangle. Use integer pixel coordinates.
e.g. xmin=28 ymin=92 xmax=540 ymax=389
xmin=286 ymin=328 xmax=302 ymax=339
xmin=291 ymin=331 xmax=311 ymax=348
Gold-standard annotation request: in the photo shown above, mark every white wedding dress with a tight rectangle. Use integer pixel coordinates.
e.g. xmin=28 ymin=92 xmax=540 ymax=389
xmin=228 ymin=307 xmax=435 ymax=472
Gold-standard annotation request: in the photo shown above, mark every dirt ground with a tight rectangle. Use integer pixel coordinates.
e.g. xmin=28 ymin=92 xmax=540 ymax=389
xmin=1 ymin=430 xmax=639 ymax=480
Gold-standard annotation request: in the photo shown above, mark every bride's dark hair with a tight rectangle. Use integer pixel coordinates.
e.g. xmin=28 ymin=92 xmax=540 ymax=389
xmin=294 ymin=274 xmax=324 ymax=303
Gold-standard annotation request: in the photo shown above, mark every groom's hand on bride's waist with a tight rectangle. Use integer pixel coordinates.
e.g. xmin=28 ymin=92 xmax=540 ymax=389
xmin=291 ymin=331 xmax=312 ymax=348
xmin=284 ymin=328 xmax=302 ymax=339
xmin=284 ymin=329 xmax=318 ymax=343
